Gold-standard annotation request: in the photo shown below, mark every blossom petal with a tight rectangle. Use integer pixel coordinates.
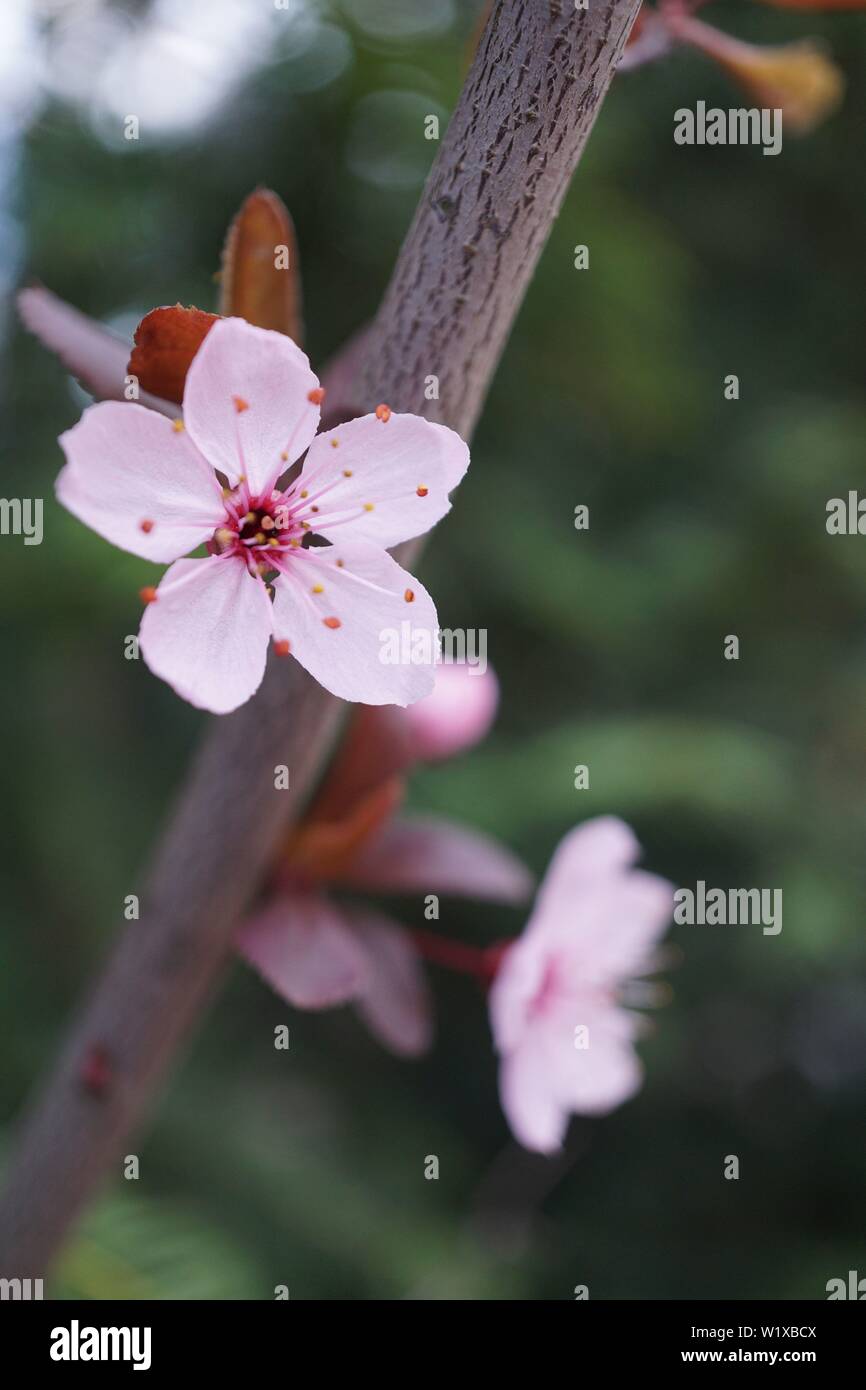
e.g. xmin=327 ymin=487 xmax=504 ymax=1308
xmin=57 ymin=401 xmax=225 ymax=562
xmin=402 ymin=663 xmax=499 ymax=761
xmin=18 ymin=286 xmax=177 ymax=418
xmin=498 ymin=1004 xmax=642 ymax=1154
xmin=139 ymin=555 xmax=273 ymax=713
xmin=128 ymin=305 xmax=219 ymax=405
xmin=182 ymin=317 xmax=320 ymax=497
xmin=272 ymin=539 xmax=437 ymax=707
xmin=552 ymin=873 xmax=674 ymax=985
xmin=237 ymin=893 xmax=368 ymax=1008
xmin=297 ymin=412 xmax=466 ymax=548
xmin=488 ymin=935 xmax=548 ymax=1056
xmin=528 ymin=868 xmax=674 ymax=986
xmin=344 ymin=906 xmax=433 ymax=1057
xmin=499 ymin=1041 xmax=569 ymax=1153
xmin=343 ymin=815 xmax=533 ymax=904
xmin=529 ymin=817 xmax=641 ymax=931
xmin=428 ymin=419 xmax=470 ymax=492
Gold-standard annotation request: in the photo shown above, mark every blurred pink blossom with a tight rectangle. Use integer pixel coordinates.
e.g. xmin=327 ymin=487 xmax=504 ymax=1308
xmin=489 ymin=817 xmax=674 ymax=1153
xmin=237 ymin=664 xmax=532 ymax=1054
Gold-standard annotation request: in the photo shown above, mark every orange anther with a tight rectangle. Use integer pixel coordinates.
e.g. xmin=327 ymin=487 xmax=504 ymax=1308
xmin=308 ymin=387 xmax=325 ymax=405
xmin=139 ymin=586 xmax=158 ymax=604
xmin=273 ymin=639 xmax=291 ymax=657
xmin=139 ymin=519 xmax=155 ymax=534
xmin=233 ymin=395 xmax=249 ymax=413
xmin=375 ymin=403 xmax=392 ymax=422
xmin=323 ymin=616 xmax=342 ymax=630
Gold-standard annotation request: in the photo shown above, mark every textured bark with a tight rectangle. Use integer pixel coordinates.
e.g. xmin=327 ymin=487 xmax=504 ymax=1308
xmin=358 ymin=0 xmax=636 ymax=432
xmin=0 ymin=0 xmax=640 ymax=1278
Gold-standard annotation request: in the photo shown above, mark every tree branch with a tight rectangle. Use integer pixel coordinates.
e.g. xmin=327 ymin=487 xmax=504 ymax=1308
xmin=0 ymin=0 xmax=640 ymax=1279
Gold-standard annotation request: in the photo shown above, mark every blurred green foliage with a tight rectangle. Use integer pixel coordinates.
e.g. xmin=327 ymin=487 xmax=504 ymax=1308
xmin=1 ymin=1 xmax=865 ymax=1299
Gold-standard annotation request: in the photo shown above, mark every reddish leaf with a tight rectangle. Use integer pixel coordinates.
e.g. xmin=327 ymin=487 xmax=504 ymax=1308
xmin=127 ymin=305 xmax=219 ymax=406
xmin=219 ymin=188 xmax=302 ymax=342
xmin=668 ymin=16 xmax=844 ymax=134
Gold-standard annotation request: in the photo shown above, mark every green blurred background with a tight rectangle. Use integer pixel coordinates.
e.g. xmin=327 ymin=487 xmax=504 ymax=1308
xmin=2 ymin=0 xmax=865 ymax=1299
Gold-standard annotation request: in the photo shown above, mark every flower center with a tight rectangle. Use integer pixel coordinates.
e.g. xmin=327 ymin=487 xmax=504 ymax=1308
xmin=209 ymin=489 xmax=306 ymax=573
xmin=238 ymin=505 xmax=280 ymax=543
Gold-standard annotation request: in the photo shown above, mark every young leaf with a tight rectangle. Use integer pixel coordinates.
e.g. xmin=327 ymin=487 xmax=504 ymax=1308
xmin=128 ymin=304 xmax=219 ymax=404
xmin=219 ymin=187 xmax=302 ymax=343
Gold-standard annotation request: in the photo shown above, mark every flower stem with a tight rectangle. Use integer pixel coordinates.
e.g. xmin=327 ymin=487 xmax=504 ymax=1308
xmin=409 ymin=929 xmax=507 ymax=983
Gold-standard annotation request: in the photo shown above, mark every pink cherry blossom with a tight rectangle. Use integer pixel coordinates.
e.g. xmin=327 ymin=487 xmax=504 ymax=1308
xmin=56 ymin=316 xmax=469 ymax=714
xmin=401 ymin=662 xmax=499 ymax=762
xmin=236 ymin=664 xmax=532 ymax=1055
xmin=489 ymin=817 xmax=674 ymax=1154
